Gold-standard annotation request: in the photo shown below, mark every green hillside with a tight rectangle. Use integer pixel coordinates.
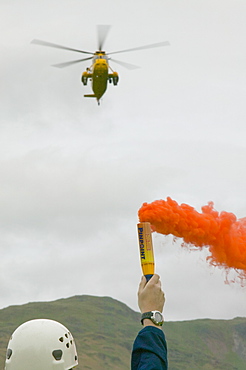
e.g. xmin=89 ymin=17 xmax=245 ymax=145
xmin=164 ymin=318 xmax=246 ymax=369
xmin=0 ymin=295 xmax=245 ymax=369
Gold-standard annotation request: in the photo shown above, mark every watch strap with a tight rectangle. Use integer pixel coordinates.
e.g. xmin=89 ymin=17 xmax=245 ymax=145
xmin=141 ymin=311 xmax=153 ymax=325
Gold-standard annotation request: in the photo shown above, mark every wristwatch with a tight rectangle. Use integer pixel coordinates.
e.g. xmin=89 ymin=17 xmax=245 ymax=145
xmin=141 ymin=310 xmax=164 ymax=326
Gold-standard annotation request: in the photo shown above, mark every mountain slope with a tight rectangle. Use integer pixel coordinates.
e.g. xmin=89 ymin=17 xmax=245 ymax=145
xmin=0 ymin=295 xmax=245 ymax=369
xmin=164 ymin=317 xmax=246 ymax=370
xmin=0 ymin=295 xmax=139 ymax=369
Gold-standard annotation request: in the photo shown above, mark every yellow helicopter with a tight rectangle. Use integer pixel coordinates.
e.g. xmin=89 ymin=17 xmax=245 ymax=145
xmin=31 ymin=26 xmax=170 ymax=105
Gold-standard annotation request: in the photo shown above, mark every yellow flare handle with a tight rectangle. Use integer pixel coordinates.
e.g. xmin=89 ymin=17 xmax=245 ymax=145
xmin=137 ymin=222 xmax=155 ymax=281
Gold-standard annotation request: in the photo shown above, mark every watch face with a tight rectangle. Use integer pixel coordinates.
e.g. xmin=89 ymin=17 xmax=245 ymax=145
xmin=153 ymin=311 xmax=163 ymax=323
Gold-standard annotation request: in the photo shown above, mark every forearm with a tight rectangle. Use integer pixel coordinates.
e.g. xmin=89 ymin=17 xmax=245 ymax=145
xmin=131 ymin=326 xmax=168 ymax=370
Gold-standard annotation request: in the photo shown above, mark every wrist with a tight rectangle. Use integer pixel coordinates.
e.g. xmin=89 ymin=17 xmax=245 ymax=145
xmin=141 ymin=310 xmax=164 ymax=328
xmin=142 ymin=318 xmax=163 ymax=330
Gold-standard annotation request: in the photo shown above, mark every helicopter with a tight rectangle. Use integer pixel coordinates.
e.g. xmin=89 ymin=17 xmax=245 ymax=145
xmin=31 ymin=26 xmax=170 ymax=105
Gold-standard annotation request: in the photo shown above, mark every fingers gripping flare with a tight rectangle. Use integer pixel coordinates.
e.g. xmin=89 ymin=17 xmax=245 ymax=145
xmin=138 ymin=274 xmax=165 ymax=314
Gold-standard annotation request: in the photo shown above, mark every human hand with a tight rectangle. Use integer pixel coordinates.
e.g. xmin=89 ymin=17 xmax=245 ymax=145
xmin=138 ymin=274 xmax=165 ymax=314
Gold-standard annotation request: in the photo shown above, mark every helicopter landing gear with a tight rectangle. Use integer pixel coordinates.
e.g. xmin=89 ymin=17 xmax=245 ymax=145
xmin=108 ymin=70 xmax=119 ymax=86
xmin=82 ymin=70 xmax=92 ymax=86
xmin=82 ymin=76 xmax=87 ymax=85
xmin=113 ymin=76 xmax=119 ymax=85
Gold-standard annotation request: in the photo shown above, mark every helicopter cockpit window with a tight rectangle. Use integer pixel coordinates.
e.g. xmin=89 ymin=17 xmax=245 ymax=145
xmin=93 ymin=55 xmax=108 ymax=61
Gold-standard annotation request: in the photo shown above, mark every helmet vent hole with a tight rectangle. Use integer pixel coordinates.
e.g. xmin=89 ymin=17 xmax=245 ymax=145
xmin=65 ymin=333 xmax=68 ymax=338
xmin=52 ymin=349 xmax=63 ymax=361
xmin=66 ymin=343 xmax=70 ymax=348
xmin=6 ymin=348 xmax=12 ymax=359
xmin=59 ymin=337 xmax=64 ymax=342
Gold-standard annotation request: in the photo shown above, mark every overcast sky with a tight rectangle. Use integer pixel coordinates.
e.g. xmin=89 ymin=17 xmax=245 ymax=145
xmin=0 ymin=0 xmax=246 ymax=321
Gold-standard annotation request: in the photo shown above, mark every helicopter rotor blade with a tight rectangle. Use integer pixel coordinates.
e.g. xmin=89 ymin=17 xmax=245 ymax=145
xmin=110 ymin=58 xmax=140 ymax=70
xmin=97 ymin=25 xmax=111 ymax=51
xmin=108 ymin=41 xmax=170 ymax=55
xmin=31 ymin=39 xmax=94 ymax=55
xmin=52 ymin=56 xmax=93 ymax=68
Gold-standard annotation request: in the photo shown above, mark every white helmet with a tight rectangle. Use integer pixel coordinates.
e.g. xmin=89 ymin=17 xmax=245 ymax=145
xmin=5 ymin=319 xmax=78 ymax=370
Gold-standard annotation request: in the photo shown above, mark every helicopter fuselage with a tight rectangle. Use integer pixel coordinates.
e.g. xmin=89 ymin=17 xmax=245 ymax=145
xmin=82 ymin=51 xmax=119 ymax=104
xmin=92 ymin=54 xmax=109 ymax=100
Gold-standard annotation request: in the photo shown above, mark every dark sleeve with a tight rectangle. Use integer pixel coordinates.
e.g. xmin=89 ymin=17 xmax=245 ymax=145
xmin=131 ymin=326 xmax=168 ymax=370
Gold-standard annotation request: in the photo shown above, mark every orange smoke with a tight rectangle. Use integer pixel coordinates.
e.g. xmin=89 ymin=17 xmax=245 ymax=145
xmin=138 ymin=197 xmax=246 ymax=278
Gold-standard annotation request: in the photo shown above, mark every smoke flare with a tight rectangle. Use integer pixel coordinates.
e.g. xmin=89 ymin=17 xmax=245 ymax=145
xmin=138 ymin=197 xmax=246 ymax=278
